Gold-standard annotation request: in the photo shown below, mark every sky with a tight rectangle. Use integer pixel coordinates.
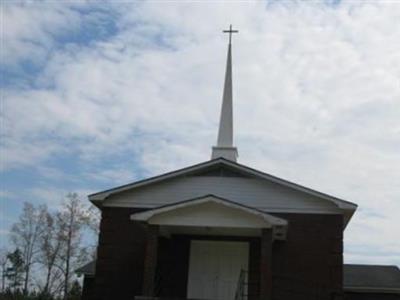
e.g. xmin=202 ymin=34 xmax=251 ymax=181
xmin=1 ymin=1 xmax=399 ymax=266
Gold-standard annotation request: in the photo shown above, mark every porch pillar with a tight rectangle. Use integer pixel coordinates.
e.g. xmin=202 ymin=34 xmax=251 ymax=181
xmin=260 ymin=228 xmax=273 ymax=300
xmin=142 ymin=225 xmax=159 ymax=297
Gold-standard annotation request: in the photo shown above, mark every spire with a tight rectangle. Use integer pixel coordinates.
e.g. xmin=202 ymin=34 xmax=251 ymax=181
xmin=212 ymin=25 xmax=239 ymax=162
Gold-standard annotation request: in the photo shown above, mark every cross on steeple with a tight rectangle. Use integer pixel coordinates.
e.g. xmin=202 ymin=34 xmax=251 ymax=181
xmin=223 ymin=24 xmax=238 ymax=45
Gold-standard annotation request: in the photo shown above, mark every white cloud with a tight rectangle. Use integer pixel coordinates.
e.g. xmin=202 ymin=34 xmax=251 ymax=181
xmin=2 ymin=2 xmax=80 ymax=66
xmin=1 ymin=1 xmax=400 ymax=265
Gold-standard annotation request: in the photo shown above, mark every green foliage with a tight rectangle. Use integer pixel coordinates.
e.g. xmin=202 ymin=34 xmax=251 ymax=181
xmin=5 ymin=249 xmax=24 ymax=291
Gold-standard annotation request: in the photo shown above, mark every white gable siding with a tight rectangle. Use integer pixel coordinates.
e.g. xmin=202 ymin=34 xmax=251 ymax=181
xmin=148 ymin=202 xmax=269 ymax=228
xmin=103 ymin=176 xmax=341 ymax=214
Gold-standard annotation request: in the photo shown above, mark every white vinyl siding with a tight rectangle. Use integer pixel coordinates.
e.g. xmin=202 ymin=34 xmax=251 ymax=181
xmin=104 ymin=176 xmax=340 ymax=214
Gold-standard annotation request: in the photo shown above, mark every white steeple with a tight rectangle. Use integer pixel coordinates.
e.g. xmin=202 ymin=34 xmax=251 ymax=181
xmin=211 ymin=25 xmax=238 ymax=162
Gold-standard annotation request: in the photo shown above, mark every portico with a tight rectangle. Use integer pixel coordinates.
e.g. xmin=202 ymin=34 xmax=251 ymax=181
xmin=131 ymin=195 xmax=288 ymax=300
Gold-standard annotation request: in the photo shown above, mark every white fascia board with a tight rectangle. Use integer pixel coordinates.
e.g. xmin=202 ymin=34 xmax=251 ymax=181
xmin=106 ymin=201 xmax=342 ymax=214
xmin=130 ymin=195 xmax=288 ymax=227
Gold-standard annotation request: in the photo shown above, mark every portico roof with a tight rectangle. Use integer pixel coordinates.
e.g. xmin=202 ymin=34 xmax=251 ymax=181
xmin=130 ymin=195 xmax=288 ymax=239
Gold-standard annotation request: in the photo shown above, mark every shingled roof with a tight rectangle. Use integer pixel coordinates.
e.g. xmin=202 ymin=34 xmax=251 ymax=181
xmin=344 ymin=264 xmax=400 ymax=293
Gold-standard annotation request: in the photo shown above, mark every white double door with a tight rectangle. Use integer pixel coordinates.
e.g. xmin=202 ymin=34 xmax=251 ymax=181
xmin=187 ymin=240 xmax=249 ymax=300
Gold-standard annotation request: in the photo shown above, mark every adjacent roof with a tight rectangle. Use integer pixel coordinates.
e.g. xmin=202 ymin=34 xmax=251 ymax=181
xmin=344 ymin=264 xmax=400 ymax=294
xmin=89 ymin=158 xmax=357 ymax=226
xmin=75 ymin=260 xmax=96 ymax=277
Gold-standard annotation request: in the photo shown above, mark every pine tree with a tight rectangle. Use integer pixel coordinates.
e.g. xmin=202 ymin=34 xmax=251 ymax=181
xmin=5 ymin=249 xmax=24 ymax=292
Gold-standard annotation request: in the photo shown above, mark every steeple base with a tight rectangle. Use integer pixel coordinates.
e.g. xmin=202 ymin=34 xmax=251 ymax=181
xmin=211 ymin=146 xmax=238 ymax=162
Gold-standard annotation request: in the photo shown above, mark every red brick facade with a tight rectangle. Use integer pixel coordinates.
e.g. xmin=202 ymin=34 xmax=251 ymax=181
xmin=272 ymin=213 xmax=343 ymax=300
xmin=142 ymin=225 xmax=159 ymax=296
xmin=260 ymin=229 xmax=273 ymax=300
xmin=88 ymin=207 xmax=343 ymax=300
xmin=92 ymin=207 xmax=148 ymax=300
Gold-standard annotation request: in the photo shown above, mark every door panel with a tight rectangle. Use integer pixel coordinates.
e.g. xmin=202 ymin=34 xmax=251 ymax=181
xmin=187 ymin=240 xmax=249 ymax=300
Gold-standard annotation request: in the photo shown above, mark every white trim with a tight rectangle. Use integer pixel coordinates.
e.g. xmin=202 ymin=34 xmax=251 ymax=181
xmin=106 ymin=202 xmax=342 ymax=214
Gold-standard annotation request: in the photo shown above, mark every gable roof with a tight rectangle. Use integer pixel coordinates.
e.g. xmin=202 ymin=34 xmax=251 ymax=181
xmin=89 ymin=158 xmax=357 ymax=226
xmin=344 ymin=264 xmax=400 ymax=294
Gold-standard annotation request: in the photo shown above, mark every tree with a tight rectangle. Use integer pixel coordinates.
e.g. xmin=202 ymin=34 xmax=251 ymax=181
xmin=10 ymin=203 xmax=46 ymax=295
xmin=6 ymin=249 xmax=24 ymax=292
xmin=57 ymin=193 xmax=89 ymax=299
xmin=36 ymin=208 xmax=63 ymax=297
xmin=4 ymin=193 xmax=96 ymax=298
xmin=85 ymin=205 xmax=100 ymax=258
xmin=0 ymin=248 xmax=8 ymax=292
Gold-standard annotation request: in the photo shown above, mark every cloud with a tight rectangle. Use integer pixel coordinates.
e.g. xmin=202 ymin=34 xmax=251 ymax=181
xmin=1 ymin=2 xmax=120 ymax=69
xmin=1 ymin=1 xmax=399 ymax=265
xmin=2 ymin=2 xmax=78 ymax=70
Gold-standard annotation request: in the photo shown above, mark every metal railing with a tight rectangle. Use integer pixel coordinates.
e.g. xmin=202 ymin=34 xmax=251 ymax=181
xmin=234 ymin=269 xmax=247 ymax=300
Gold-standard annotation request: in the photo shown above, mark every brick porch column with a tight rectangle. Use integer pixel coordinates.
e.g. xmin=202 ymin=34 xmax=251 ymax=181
xmin=260 ymin=228 xmax=273 ymax=300
xmin=142 ymin=225 xmax=159 ymax=297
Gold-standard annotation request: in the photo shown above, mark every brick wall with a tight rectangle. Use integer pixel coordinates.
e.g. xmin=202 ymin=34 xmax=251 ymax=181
xmin=93 ymin=207 xmax=148 ymax=300
xmin=271 ymin=213 xmax=343 ymax=300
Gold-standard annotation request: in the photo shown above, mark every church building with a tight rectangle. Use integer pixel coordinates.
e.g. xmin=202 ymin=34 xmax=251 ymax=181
xmin=77 ymin=27 xmax=400 ymax=300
